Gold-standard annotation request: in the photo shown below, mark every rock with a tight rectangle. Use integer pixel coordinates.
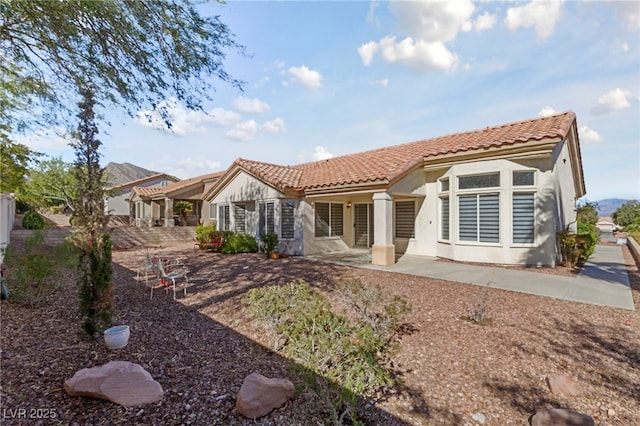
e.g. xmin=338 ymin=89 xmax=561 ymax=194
xmin=547 ymin=374 xmax=582 ymax=397
xmin=64 ymin=361 xmax=164 ymax=407
xmin=530 ymin=408 xmax=594 ymax=426
xmin=471 ymin=412 xmax=486 ymax=424
xmin=235 ymin=372 xmax=295 ymax=419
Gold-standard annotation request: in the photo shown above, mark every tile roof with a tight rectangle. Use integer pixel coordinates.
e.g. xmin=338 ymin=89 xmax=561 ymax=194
xmin=131 ymin=171 xmax=225 ymax=200
xmin=107 ymin=173 xmax=179 ymax=190
xmin=233 ymin=111 xmax=578 ymax=193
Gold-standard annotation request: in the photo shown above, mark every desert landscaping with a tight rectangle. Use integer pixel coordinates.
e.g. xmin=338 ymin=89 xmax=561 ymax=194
xmin=1 ymin=238 xmax=639 ymax=425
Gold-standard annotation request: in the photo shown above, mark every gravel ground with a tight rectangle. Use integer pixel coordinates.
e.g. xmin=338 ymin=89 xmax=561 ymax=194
xmin=1 ymin=241 xmax=638 ymax=425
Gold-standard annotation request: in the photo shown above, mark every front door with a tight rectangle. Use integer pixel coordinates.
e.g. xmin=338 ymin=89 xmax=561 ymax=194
xmin=354 ymin=203 xmax=374 ymax=248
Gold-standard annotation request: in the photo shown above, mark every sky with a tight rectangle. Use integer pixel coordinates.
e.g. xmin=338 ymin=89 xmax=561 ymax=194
xmin=17 ymin=0 xmax=640 ymax=201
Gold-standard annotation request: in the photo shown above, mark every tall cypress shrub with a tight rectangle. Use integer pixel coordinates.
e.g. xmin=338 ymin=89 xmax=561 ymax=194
xmin=70 ymin=87 xmax=113 ymax=337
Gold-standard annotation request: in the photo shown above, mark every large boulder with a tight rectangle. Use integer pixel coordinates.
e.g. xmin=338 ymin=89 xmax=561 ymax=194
xmin=236 ymin=372 xmax=295 ymax=419
xmin=547 ymin=374 xmax=582 ymax=397
xmin=64 ymin=361 xmax=164 ymax=407
xmin=530 ymin=408 xmax=594 ymax=426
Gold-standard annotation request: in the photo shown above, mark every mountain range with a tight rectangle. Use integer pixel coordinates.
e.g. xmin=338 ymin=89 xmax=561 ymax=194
xmin=593 ymin=198 xmax=636 ymax=218
xmin=104 ymin=162 xmax=159 ymax=187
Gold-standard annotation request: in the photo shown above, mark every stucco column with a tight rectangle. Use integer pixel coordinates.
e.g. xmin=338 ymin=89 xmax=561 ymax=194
xmin=164 ymin=198 xmax=174 ymax=227
xmin=371 ymin=192 xmax=395 ymax=266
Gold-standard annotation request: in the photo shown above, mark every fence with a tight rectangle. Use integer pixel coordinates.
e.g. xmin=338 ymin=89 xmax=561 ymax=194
xmin=0 ymin=193 xmax=16 ymax=263
xmin=9 ymin=226 xmax=196 ymax=249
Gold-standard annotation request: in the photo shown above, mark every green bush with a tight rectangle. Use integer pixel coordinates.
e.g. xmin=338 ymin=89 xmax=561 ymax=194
xmin=22 ymin=210 xmax=45 ymax=229
xmin=195 ymin=224 xmax=217 ymax=243
xmin=245 ymin=279 xmax=410 ymax=424
xmin=577 ymin=222 xmax=598 ymax=260
xmin=221 ymin=232 xmax=258 ymax=254
xmin=260 ymin=232 xmax=279 ymax=254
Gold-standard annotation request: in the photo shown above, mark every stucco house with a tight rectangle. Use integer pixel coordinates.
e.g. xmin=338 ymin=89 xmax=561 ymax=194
xmin=106 ymin=173 xmax=180 ymax=222
xmin=128 ymin=171 xmax=224 ymax=227
xmin=202 ymin=111 xmax=585 ymax=267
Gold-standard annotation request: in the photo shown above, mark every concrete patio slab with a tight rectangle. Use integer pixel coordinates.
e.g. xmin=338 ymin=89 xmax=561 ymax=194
xmin=304 ymin=244 xmax=635 ymax=310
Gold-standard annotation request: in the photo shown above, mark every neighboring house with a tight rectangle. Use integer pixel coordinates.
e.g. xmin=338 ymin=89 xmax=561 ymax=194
xmin=202 ymin=111 xmax=585 ymax=267
xmin=106 ymin=173 xmax=180 ymax=222
xmin=596 ymin=217 xmax=618 ymax=233
xmin=128 ymin=172 xmax=224 ymax=227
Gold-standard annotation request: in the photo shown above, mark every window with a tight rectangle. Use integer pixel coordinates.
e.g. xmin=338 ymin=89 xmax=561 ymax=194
xmin=513 ymin=193 xmax=535 ymax=243
xmin=440 ymin=178 xmax=449 ymax=192
xmin=209 ymin=203 xmax=216 ymax=220
xmin=459 ymin=194 xmax=499 ymax=243
xmin=513 ymin=171 xmax=535 ymax=186
xmin=395 ymin=200 xmax=415 ymax=239
xmin=258 ymin=202 xmax=274 ymax=236
xmin=441 ymin=197 xmax=450 ymax=240
xmin=218 ymin=204 xmax=230 ymax=231
xmin=281 ymin=201 xmax=295 ymax=239
xmin=458 ymin=172 xmax=500 ymax=190
xmin=315 ymin=202 xmax=343 ymax=237
xmin=234 ymin=204 xmax=246 ymax=233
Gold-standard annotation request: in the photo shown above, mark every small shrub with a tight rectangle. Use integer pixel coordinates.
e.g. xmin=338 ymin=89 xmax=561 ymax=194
xmin=195 ymin=224 xmax=217 ymax=243
xmin=1 ymin=231 xmax=78 ymax=307
xmin=221 ymin=232 xmax=258 ymax=254
xmin=260 ymin=232 xmax=279 ymax=254
xmin=22 ymin=210 xmax=45 ymax=229
xmin=463 ymin=285 xmax=492 ymax=324
xmin=245 ymin=279 xmax=410 ymax=424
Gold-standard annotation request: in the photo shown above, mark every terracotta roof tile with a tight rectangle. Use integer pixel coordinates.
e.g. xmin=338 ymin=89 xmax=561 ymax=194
xmin=225 ymin=111 xmax=577 ymax=193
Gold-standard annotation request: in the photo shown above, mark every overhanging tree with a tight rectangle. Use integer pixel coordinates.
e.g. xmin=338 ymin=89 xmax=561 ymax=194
xmin=21 ymin=156 xmax=76 ymax=210
xmin=1 ymin=0 xmax=244 ymax=146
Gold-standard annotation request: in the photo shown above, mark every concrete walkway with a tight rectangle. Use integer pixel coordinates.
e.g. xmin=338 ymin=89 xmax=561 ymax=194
xmin=305 ymin=244 xmax=635 ymax=310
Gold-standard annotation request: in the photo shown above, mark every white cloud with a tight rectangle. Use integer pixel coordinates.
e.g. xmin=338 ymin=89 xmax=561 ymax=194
xmin=312 ymin=146 xmax=334 ymax=161
xmin=288 ymin=65 xmax=322 ymax=89
xmin=609 ymin=1 xmax=640 ymax=31
xmin=389 ymin=0 xmax=475 ymax=43
xmin=232 ymin=96 xmax=271 ymax=114
xmin=504 ymin=0 xmax=564 ymax=40
xmin=226 ymin=120 xmax=259 ymax=142
xmin=14 ymin=126 xmax=70 ymax=151
xmin=538 ymin=106 xmax=557 ymax=117
xmin=359 ymin=0 xmax=496 ymax=72
xmin=370 ymin=79 xmax=389 ymax=87
xmin=261 ymin=118 xmax=286 ymax=134
xmin=579 ymin=125 xmax=602 ymax=144
xmin=474 ymin=11 xmax=497 ymax=31
xmin=591 ymin=88 xmax=633 ymax=115
xmin=135 ymin=99 xmax=241 ymax=135
xmin=358 ymin=41 xmax=379 ymax=66
xmin=378 ymin=36 xmax=458 ymax=71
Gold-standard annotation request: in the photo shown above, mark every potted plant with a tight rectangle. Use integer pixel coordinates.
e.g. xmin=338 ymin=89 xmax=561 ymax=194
xmin=260 ymin=232 xmax=279 ymax=259
xmin=173 ymin=201 xmax=192 ymax=226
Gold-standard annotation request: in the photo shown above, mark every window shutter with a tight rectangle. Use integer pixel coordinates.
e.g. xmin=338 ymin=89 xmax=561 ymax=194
xmin=459 ymin=195 xmax=478 ymax=241
xmin=395 ymin=201 xmax=415 ymax=238
xmin=479 ymin=194 xmax=499 ymax=243
xmin=315 ymin=203 xmax=330 ymax=237
xmin=330 ymin=203 xmax=343 ymax=236
xmin=234 ymin=204 xmax=246 ymax=233
xmin=266 ymin=202 xmax=275 ymax=234
xmin=513 ymin=193 xmax=535 ymax=243
xmin=209 ymin=203 xmax=216 ymax=220
xmin=441 ymin=197 xmax=450 ymax=240
xmin=281 ymin=202 xmax=295 ymax=239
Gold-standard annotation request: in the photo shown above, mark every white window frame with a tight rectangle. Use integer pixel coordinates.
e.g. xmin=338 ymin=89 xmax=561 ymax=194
xmin=440 ymin=196 xmax=450 ymax=242
xmin=258 ymin=201 xmax=275 ymax=237
xmin=512 ymin=192 xmax=536 ymax=245
xmin=209 ymin=202 xmax=217 ymax=220
xmin=218 ymin=204 xmax=230 ymax=231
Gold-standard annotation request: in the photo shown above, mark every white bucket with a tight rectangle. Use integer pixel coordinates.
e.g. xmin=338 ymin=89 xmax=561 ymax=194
xmin=104 ymin=325 xmax=130 ymax=349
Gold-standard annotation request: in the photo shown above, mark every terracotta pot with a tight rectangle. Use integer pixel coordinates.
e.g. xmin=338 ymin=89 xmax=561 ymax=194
xmin=269 ymin=252 xmax=280 ymax=259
